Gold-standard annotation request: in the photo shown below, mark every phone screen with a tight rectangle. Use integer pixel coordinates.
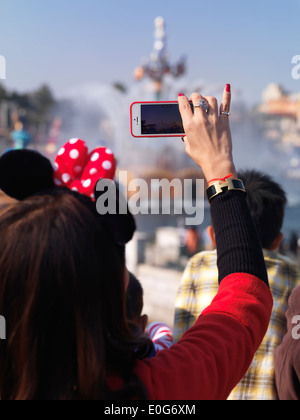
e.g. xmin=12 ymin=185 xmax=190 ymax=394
xmin=141 ymin=104 xmax=186 ymax=135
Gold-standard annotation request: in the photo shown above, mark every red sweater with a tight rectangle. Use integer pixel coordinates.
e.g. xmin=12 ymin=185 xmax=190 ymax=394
xmin=134 ymin=273 xmax=273 ymax=400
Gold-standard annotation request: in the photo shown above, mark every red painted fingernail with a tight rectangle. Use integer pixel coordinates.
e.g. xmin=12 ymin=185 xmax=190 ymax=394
xmin=225 ymin=84 xmax=231 ymax=93
xmin=178 ymin=93 xmax=185 ymax=97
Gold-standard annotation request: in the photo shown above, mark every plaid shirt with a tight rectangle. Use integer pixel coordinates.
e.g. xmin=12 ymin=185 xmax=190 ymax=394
xmin=174 ymin=249 xmax=300 ymax=400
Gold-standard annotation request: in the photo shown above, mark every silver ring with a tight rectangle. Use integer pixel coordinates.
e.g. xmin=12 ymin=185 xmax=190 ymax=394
xmin=194 ymin=99 xmax=209 ymax=113
xmin=221 ymin=111 xmax=231 ymax=116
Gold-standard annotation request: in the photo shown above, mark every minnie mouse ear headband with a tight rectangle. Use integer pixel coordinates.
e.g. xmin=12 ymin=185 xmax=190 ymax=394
xmin=0 ymin=139 xmax=116 ymax=200
xmin=53 ymin=138 xmax=116 ymax=200
xmin=54 ymin=139 xmax=136 ymax=244
xmin=0 ymin=139 xmax=136 ymax=246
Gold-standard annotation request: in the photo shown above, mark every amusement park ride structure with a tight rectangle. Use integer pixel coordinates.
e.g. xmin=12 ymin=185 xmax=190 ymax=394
xmin=134 ymin=17 xmax=186 ymax=100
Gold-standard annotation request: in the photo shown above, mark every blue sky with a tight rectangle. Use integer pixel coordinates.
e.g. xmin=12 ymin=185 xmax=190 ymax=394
xmin=0 ymin=0 xmax=300 ymax=104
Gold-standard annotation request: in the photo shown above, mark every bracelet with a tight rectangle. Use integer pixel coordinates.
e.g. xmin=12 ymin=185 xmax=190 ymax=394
xmin=206 ymin=178 xmax=246 ymax=204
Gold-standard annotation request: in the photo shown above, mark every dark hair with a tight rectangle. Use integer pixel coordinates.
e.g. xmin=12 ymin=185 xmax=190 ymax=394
xmin=237 ymin=170 xmax=287 ymax=249
xmin=0 ymin=194 xmax=148 ymax=400
xmin=126 ymin=273 xmax=154 ymax=360
xmin=126 ymin=273 xmax=144 ymax=323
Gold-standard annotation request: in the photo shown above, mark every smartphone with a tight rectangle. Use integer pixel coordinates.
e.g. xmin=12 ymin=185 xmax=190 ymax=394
xmin=130 ymin=101 xmax=193 ymax=138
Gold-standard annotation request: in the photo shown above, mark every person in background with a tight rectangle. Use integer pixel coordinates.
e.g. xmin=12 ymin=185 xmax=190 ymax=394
xmin=289 ymin=232 xmax=298 ymax=256
xmin=274 ymin=285 xmax=300 ymax=400
xmin=126 ymin=272 xmax=173 ymax=357
xmin=11 ymin=121 xmax=32 ymax=150
xmin=174 ymin=170 xmax=300 ymax=400
xmin=184 ymin=226 xmax=201 ymax=257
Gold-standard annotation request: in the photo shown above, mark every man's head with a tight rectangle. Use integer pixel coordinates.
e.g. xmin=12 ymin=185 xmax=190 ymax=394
xmin=208 ymin=170 xmax=287 ymax=251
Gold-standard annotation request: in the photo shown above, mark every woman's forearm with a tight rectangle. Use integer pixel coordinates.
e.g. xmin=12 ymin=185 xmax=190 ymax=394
xmin=211 ymin=190 xmax=269 ymax=286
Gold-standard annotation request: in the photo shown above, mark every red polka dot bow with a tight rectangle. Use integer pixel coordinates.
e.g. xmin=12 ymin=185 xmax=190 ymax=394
xmin=53 ymin=138 xmax=116 ymax=200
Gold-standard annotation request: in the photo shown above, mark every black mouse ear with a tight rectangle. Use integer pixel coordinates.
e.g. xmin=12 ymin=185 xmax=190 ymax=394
xmin=0 ymin=150 xmax=55 ymax=200
xmin=94 ymin=181 xmax=136 ymax=246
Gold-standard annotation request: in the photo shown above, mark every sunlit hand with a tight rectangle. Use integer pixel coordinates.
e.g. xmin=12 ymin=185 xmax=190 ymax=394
xmin=178 ymin=86 xmax=236 ymax=183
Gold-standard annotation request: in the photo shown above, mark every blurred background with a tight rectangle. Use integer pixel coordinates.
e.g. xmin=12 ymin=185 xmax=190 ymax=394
xmin=1 ymin=0 xmax=300 ymax=324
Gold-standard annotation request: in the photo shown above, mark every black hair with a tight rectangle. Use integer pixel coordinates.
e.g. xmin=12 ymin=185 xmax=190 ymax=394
xmin=126 ymin=273 xmax=144 ymax=322
xmin=237 ymin=170 xmax=287 ymax=249
xmin=125 ymin=273 xmax=155 ymax=360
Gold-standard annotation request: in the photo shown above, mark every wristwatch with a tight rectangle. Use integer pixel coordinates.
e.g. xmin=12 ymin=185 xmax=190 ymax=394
xmin=206 ymin=178 xmax=246 ymax=204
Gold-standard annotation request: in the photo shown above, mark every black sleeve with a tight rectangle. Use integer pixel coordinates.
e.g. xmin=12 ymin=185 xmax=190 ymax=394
xmin=210 ymin=190 xmax=269 ymax=287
